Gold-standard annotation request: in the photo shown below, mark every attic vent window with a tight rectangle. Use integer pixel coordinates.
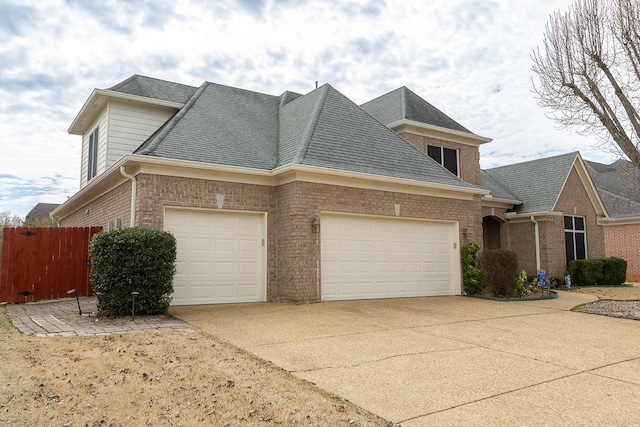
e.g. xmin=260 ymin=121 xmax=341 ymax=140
xmin=87 ymin=126 xmax=99 ymax=181
xmin=427 ymin=145 xmax=458 ymax=176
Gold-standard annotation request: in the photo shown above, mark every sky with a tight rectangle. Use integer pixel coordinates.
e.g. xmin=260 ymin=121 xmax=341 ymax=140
xmin=0 ymin=0 xmax=620 ymax=218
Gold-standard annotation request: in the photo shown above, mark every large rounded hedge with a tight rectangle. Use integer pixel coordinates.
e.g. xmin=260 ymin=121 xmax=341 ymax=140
xmin=89 ymin=228 xmax=176 ymax=316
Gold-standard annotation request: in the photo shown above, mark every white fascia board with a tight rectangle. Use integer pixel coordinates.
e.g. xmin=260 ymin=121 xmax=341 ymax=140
xmin=388 ymin=119 xmax=493 ymax=146
xmin=505 ymin=211 xmax=563 ymax=223
xmin=481 ymin=195 xmax=522 ymax=208
xmin=54 ymin=154 xmax=490 ymax=219
xmin=68 ymin=89 xmax=184 ymax=135
xmin=551 ymin=154 xmax=609 ymax=218
xmin=272 ymin=163 xmax=489 ymax=199
xmin=598 ymin=216 xmax=640 ymax=225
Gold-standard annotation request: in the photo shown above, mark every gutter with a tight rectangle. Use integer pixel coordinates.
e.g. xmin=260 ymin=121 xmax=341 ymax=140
xmin=530 ymin=216 xmax=541 ymax=271
xmin=120 ymin=166 xmax=136 ymax=227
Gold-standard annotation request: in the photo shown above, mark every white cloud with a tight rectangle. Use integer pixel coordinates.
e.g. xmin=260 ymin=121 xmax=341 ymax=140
xmin=0 ymin=0 xmax=618 ymax=217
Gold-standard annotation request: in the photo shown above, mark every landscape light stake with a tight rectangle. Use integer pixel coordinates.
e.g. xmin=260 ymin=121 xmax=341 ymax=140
xmin=131 ymin=291 xmax=140 ymax=320
xmin=67 ymin=288 xmax=82 ymax=315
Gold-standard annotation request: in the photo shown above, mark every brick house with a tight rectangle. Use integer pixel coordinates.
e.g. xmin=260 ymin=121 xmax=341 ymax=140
xmin=481 ymin=153 xmax=608 ymax=280
xmin=52 ymin=75 xmax=633 ymax=304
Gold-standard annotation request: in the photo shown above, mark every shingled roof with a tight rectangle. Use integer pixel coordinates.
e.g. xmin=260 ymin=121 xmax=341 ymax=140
xmin=360 ymin=86 xmax=472 ymax=133
xmin=133 ymin=79 xmax=475 ymax=189
xmin=585 ymin=159 xmax=640 ymax=218
xmin=108 ymin=75 xmax=198 ymax=104
xmin=482 ymin=152 xmax=579 ymax=214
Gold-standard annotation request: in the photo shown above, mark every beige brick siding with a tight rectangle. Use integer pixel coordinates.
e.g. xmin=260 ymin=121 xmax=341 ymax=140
xmin=398 ymin=132 xmax=481 ymax=186
xmin=59 ymin=182 xmax=131 ymax=229
xmin=604 ymin=224 xmax=640 ymax=281
xmin=60 ymin=173 xmax=482 ymax=303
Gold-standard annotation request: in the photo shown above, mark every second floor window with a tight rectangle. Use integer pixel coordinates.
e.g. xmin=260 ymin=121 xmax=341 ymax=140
xmin=87 ymin=127 xmax=99 ymax=181
xmin=427 ymin=145 xmax=458 ymax=176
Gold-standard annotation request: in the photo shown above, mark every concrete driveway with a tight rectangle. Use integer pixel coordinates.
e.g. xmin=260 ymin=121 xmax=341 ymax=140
xmin=170 ymin=293 xmax=640 ymax=426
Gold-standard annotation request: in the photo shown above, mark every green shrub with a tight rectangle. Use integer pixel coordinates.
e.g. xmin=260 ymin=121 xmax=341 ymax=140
xmin=89 ymin=228 xmax=177 ymax=316
xmin=601 ymin=257 xmax=627 ymax=286
xmin=568 ymin=259 xmax=604 ymax=285
xmin=478 ymin=250 xmax=519 ymax=297
xmin=461 ymin=243 xmax=483 ymax=295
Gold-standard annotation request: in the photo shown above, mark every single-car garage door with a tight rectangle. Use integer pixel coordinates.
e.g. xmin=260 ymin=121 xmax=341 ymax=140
xmin=164 ymin=208 xmax=266 ymax=305
xmin=321 ymin=214 xmax=460 ymax=301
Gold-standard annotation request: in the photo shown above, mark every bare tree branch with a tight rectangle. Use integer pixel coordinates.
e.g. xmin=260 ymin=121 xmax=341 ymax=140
xmin=532 ymin=0 xmax=640 ymax=170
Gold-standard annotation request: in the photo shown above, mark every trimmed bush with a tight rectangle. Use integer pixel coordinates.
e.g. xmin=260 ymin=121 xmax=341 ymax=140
xmin=601 ymin=257 xmax=628 ymax=286
xmin=461 ymin=243 xmax=483 ymax=295
xmin=478 ymin=250 xmax=519 ymax=297
xmin=568 ymin=259 xmax=603 ymax=285
xmin=89 ymin=228 xmax=177 ymax=316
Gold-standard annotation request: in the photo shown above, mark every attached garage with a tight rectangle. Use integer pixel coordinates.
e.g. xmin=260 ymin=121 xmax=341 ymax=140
xmin=164 ymin=208 xmax=266 ymax=305
xmin=321 ymin=214 xmax=460 ymax=301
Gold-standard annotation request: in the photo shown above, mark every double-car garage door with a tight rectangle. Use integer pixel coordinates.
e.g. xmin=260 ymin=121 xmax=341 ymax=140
xmin=321 ymin=214 xmax=459 ymax=300
xmin=165 ymin=209 xmax=459 ymax=305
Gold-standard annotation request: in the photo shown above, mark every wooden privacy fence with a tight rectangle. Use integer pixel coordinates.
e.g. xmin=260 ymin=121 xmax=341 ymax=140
xmin=0 ymin=227 xmax=102 ymax=303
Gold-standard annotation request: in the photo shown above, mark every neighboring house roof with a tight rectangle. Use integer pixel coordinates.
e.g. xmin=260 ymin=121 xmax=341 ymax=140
xmin=136 ymin=81 xmax=475 ymax=189
xmin=108 ymin=74 xmax=198 ymax=104
xmin=360 ymin=86 xmax=472 ymax=134
xmin=482 ymin=152 xmax=593 ymax=215
xmin=585 ymin=159 xmax=640 ymax=218
xmin=25 ymin=203 xmax=60 ymax=221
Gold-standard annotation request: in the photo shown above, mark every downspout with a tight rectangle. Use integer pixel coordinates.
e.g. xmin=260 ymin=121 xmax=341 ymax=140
xmin=530 ymin=216 xmax=541 ymax=271
xmin=120 ymin=166 xmax=136 ymax=227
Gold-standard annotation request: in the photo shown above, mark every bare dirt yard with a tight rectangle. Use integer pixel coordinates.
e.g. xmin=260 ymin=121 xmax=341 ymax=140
xmin=0 ymin=315 xmax=388 ymax=426
xmin=1 ymin=284 xmax=638 ymax=426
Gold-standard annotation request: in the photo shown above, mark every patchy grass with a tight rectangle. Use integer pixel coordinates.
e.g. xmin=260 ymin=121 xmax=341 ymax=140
xmin=0 ymin=307 xmax=13 ymax=330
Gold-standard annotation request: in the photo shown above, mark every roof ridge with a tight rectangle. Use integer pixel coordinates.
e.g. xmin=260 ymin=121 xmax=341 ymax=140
xmin=136 ymin=82 xmax=209 ymax=155
xmin=292 ymin=85 xmax=330 ymax=164
xmin=400 ymin=86 xmax=407 ymax=120
xmin=487 ymin=151 xmax=579 ymax=172
xmin=107 ymin=74 xmax=139 ymax=91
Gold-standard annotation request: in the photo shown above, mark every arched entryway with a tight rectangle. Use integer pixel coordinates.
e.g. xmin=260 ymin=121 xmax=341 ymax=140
xmin=483 ymin=216 xmax=502 ymax=250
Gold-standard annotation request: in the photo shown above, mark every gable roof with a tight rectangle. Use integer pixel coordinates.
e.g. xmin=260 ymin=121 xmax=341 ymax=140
xmin=108 ymin=75 xmax=198 ymax=104
xmin=585 ymin=159 xmax=640 ymax=218
xmin=360 ymin=86 xmax=471 ymax=133
xmin=482 ymin=152 xmax=606 ymax=216
xmin=135 ymin=81 xmax=475 ymax=189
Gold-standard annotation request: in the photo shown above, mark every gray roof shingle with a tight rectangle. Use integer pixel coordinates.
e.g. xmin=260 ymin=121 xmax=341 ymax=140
xmin=483 ymin=152 xmax=578 ymax=214
xmin=585 ymin=159 xmax=640 ymax=218
xmin=360 ymin=86 xmax=472 ymax=133
xmin=134 ymin=78 xmax=475 ymax=189
xmin=108 ymin=75 xmax=198 ymax=104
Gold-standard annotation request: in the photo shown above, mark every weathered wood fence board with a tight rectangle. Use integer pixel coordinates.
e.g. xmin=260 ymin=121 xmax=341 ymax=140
xmin=0 ymin=227 xmax=102 ymax=303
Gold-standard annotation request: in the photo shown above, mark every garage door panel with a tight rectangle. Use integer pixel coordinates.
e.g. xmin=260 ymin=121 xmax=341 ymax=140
xmin=165 ymin=209 xmax=265 ymax=305
xmin=322 ymin=215 xmax=459 ymax=301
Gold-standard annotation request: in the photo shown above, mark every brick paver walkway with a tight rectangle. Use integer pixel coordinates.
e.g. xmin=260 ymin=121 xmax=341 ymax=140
xmin=6 ymin=297 xmax=193 ymax=337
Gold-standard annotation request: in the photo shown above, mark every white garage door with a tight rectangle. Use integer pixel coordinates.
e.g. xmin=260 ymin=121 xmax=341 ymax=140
xmin=164 ymin=209 xmax=265 ymax=305
xmin=321 ymin=214 xmax=460 ymax=301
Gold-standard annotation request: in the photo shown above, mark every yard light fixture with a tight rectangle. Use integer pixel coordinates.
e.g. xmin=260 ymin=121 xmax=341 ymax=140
xmin=67 ymin=288 xmax=82 ymax=316
xmin=311 ymin=216 xmax=320 ymax=233
xmin=131 ymin=291 xmax=140 ymax=320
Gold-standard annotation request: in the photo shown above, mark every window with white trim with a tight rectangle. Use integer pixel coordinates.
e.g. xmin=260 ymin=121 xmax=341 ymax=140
xmin=87 ymin=127 xmax=99 ymax=181
xmin=427 ymin=144 xmax=458 ymax=176
xmin=564 ymin=215 xmax=586 ymax=264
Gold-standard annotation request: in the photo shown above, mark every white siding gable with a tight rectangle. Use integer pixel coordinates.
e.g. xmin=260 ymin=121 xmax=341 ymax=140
xmin=106 ymin=100 xmax=176 ymax=166
xmin=80 ymin=110 xmax=108 ymax=188
xmin=78 ymin=99 xmax=177 ymax=188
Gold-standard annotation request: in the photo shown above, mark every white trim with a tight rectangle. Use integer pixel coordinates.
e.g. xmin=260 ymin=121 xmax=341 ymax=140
xmin=69 ymin=89 xmax=184 ymax=135
xmin=388 ymin=119 xmax=492 ymax=146
xmin=53 ymin=154 xmax=489 ymax=220
xmin=552 ymin=154 xmax=608 ymax=217
xmin=481 ymin=195 xmax=522 ymax=208
xmin=598 ymin=216 xmax=640 ymax=225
